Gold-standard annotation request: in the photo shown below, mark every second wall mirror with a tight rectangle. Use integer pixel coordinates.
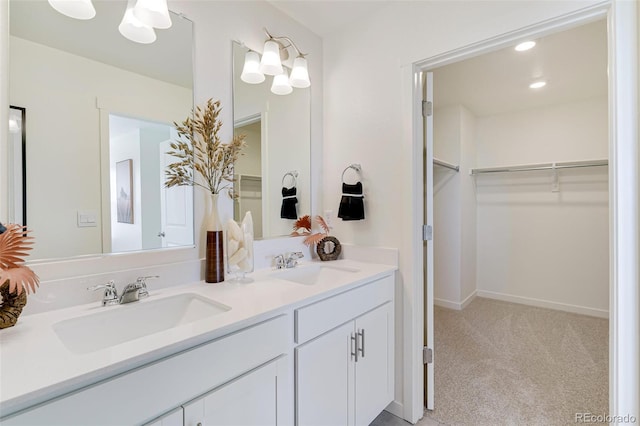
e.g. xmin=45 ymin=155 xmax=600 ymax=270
xmin=232 ymin=41 xmax=311 ymax=239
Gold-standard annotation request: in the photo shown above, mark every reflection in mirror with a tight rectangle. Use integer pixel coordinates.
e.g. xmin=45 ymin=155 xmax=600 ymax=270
xmin=105 ymin=115 xmax=193 ymax=253
xmin=232 ymin=42 xmax=311 ymax=239
xmin=8 ymin=106 xmax=26 ymax=227
xmin=8 ymin=0 xmax=194 ymax=261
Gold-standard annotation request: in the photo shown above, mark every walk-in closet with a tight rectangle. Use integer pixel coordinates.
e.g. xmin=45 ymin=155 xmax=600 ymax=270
xmin=427 ymin=18 xmax=609 ymax=424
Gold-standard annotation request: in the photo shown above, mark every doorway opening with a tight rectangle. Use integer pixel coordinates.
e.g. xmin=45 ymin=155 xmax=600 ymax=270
xmin=415 ymin=7 xmax=619 ymax=422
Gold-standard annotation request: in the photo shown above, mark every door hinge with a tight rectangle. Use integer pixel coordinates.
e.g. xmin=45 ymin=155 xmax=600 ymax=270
xmin=423 ymin=224 xmax=433 ymax=241
xmin=422 ymin=100 xmax=433 ymax=117
xmin=423 ymin=347 xmax=433 ymax=364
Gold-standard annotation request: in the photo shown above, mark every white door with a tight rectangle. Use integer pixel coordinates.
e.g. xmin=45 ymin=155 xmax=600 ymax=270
xmin=159 ymin=137 xmax=193 ymax=247
xmin=182 ymin=361 xmax=278 ymax=426
xmin=423 ymin=71 xmax=435 ymax=410
xmin=354 ymin=303 xmax=393 ymax=426
xmin=296 ymin=321 xmax=353 ymax=426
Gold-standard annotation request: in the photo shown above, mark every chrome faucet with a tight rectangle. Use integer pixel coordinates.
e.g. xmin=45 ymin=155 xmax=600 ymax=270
xmin=88 ymin=280 xmax=119 ymax=306
xmin=275 ymin=252 xmax=304 ymax=269
xmin=87 ymin=276 xmax=158 ymax=306
xmin=133 ymin=275 xmax=158 ymax=299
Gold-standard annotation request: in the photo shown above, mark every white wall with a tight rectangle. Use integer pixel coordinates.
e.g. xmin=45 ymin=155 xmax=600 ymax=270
xmin=433 ymin=106 xmax=461 ymax=306
xmin=475 ymin=97 xmax=609 ymax=317
xmin=433 ymin=105 xmax=476 ymax=309
xmin=322 ymin=0 xmax=604 ymax=420
xmin=459 ymin=107 xmax=477 ymax=305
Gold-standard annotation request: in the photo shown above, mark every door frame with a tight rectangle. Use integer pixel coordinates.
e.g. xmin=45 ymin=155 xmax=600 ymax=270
xmin=408 ymin=0 xmax=638 ymax=421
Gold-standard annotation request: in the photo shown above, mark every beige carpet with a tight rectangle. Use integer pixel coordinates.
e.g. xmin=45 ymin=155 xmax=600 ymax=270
xmin=424 ymin=298 xmax=608 ymax=426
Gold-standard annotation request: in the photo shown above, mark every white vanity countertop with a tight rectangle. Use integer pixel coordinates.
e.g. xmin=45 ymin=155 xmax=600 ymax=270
xmin=0 ymin=259 xmax=396 ymax=417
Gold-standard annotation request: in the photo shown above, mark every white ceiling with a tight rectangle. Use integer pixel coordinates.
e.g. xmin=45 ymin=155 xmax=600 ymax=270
xmin=268 ymin=0 xmax=393 ymax=37
xmin=433 ymin=19 xmax=608 ymax=117
xmin=268 ymin=2 xmax=606 ymax=117
xmin=9 ymin=0 xmax=193 ymax=88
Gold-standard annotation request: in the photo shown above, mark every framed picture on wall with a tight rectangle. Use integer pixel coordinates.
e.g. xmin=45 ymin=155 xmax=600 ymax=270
xmin=116 ymin=159 xmax=133 ymax=224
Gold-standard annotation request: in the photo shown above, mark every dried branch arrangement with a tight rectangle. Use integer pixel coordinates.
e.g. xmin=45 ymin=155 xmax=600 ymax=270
xmin=165 ymin=99 xmax=246 ymax=196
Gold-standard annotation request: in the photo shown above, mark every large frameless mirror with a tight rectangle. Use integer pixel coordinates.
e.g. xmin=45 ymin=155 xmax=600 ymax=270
xmin=8 ymin=0 xmax=194 ymax=261
xmin=232 ymin=41 xmax=311 ymax=239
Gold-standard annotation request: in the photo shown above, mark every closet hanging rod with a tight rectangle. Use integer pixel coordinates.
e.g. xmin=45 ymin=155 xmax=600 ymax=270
xmin=433 ymin=158 xmax=460 ymax=172
xmin=470 ymin=159 xmax=608 ymax=175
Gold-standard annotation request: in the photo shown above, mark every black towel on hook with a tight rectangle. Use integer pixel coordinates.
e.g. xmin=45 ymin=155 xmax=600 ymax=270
xmin=280 ymin=186 xmax=298 ymax=219
xmin=338 ymin=182 xmax=365 ymax=221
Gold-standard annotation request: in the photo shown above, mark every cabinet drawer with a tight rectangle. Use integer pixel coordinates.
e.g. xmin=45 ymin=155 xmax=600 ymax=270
xmin=295 ymin=274 xmax=393 ymax=344
xmin=3 ymin=315 xmax=289 ymax=426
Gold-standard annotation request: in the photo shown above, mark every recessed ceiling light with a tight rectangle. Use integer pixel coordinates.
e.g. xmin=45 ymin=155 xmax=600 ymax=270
xmin=515 ymin=41 xmax=536 ymax=52
xmin=529 ymin=80 xmax=547 ymax=89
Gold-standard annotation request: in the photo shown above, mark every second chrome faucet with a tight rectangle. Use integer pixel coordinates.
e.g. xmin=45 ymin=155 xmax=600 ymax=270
xmin=275 ymin=252 xmax=304 ymax=269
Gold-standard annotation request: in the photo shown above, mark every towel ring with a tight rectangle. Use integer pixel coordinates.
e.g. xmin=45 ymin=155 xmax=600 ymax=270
xmin=341 ymin=164 xmax=362 ymax=184
xmin=282 ymin=170 xmax=298 ymax=188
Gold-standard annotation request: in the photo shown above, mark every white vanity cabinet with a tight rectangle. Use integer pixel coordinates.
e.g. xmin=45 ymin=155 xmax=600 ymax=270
xmin=294 ymin=275 xmax=394 ymax=426
xmin=0 ymin=262 xmax=397 ymax=426
xmin=182 ymin=357 xmax=285 ymax=426
xmin=2 ymin=315 xmax=290 ymax=426
xmin=146 ymin=407 xmax=184 ymax=426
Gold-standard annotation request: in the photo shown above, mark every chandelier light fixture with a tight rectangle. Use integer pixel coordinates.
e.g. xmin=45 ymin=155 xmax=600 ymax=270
xmin=47 ymin=0 xmax=96 ymax=20
xmin=47 ymin=0 xmax=172 ymax=44
xmin=118 ymin=0 xmax=157 ymax=44
xmin=241 ymin=28 xmax=311 ymax=95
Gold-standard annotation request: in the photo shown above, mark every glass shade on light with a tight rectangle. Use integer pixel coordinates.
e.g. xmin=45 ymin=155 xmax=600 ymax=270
xmin=260 ymin=40 xmax=284 ymax=76
xmin=241 ymin=51 xmax=265 ymax=84
xmin=48 ymin=0 xmax=96 ymax=20
xmin=119 ymin=0 xmax=157 ymax=44
xmin=271 ymin=71 xmax=293 ymax=95
xmin=289 ymin=56 xmax=310 ymax=88
xmin=133 ymin=0 xmax=172 ymax=29
xmin=8 ymin=118 xmax=20 ymax=134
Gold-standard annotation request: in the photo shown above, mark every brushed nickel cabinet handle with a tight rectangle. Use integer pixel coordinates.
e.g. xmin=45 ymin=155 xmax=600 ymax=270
xmin=351 ymin=332 xmax=358 ymax=362
xmin=358 ymin=329 xmax=365 ymax=358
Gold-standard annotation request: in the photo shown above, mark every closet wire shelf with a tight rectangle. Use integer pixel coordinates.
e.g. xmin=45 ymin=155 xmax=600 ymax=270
xmin=469 ymin=159 xmax=608 ymax=175
xmin=433 ymin=158 xmax=460 ymax=172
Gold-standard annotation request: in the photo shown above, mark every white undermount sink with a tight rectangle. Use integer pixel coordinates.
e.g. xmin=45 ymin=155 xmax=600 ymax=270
xmin=270 ymin=263 xmax=360 ymax=285
xmin=53 ymin=293 xmax=231 ymax=354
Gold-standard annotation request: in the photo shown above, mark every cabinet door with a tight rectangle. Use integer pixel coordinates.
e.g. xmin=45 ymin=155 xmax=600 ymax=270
xmin=296 ymin=321 xmax=355 ymax=426
xmin=145 ymin=408 xmax=183 ymax=426
xmin=354 ymin=303 xmax=393 ymax=426
xmin=183 ymin=360 xmax=279 ymax=426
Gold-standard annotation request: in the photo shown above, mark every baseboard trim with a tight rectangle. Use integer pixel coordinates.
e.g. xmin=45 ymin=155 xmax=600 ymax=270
xmin=476 ymin=290 xmax=609 ymax=318
xmin=434 ymin=291 xmax=477 ymax=311
xmin=460 ymin=290 xmax=477 ymax=309
xmin=434 ymin=298 xmax=462 ymax=310
xmin=385 ymin=400 xmax=404 ymax=420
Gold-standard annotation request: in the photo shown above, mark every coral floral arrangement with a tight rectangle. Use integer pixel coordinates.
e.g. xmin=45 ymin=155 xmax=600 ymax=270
xmin=291 ymin=215 xmax=331 ymax=246
xmin=0 ymin=223 xmax=39 ymax=329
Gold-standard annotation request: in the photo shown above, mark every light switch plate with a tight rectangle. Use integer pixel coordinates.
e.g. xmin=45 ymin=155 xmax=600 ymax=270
xmin=77 ymin=210 xmax=98 ymax=227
